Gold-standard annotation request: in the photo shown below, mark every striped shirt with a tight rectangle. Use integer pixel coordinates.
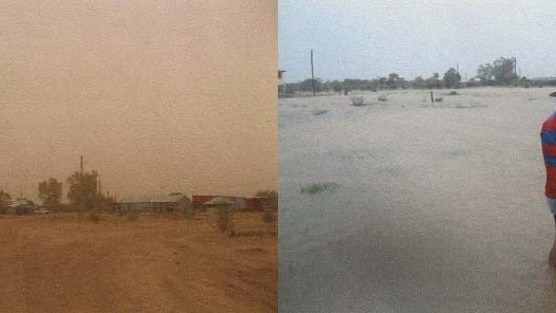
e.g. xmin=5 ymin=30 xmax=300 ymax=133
xmin=541 ymin=112 xmax=556 ymax=198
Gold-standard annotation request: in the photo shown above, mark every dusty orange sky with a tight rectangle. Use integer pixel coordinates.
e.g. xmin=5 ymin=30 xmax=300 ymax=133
xmin=0 ymin=1 xmax=277 ymax=200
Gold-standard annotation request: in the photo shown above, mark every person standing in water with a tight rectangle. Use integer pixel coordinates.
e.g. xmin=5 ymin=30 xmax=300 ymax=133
xmin=541 ymin=91 xmax=556 ymax=267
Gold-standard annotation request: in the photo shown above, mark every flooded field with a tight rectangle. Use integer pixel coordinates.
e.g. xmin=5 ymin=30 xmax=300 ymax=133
xmin=279 ymin=87 xmax=556 ymax=312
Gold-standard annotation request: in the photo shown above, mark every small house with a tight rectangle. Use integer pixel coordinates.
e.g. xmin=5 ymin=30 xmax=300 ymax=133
xmin=192 ymin=195 xmax=217 ymax=211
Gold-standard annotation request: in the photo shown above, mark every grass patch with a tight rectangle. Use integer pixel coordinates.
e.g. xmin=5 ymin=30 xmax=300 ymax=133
xmin=313 ymin=109 xmax=328 ymax=116
xmin=300 ymin=182 xmax=339 ymax=195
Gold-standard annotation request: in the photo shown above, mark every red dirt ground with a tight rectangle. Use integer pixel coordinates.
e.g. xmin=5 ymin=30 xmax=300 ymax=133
xmin=0 ymin=212 xmax=276 ymax=313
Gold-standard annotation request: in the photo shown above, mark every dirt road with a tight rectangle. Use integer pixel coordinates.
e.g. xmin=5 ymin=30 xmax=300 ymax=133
xmin=0 ymin=212 xmax=276 ymax=313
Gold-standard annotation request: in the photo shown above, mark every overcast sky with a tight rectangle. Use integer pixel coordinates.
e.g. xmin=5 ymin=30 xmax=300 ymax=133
xmin=279 ymin=0 xmax=556 ymax=82
xmin=0 ymin=0 xmax=277 ymax=200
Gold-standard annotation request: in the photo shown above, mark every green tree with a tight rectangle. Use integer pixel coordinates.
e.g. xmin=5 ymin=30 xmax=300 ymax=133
xmin=443 ymin=68 xmax=462 ymax=88
xmin=0 ymin=190 xmax=12 ymax=214
xmin=387 ymin=73 xmax=401 ymax=89
xmin=298 ymin=78 xmax=323 ymax=93
xmin=329 ymin=80 xmax=343 ymax=94
xmin=378 ymin=77 xmax=388 ymax=89
xmin=426 ymin=73 xmax=442 ymax=89
xmin=477 ymin=57 xmax=517 ymax=85
xmin=38 ymin=178 xmax=62 ymax=210
xmin=413 ymin=76 xmax=426 ymax=89
xmin=492 ymin=57 xmax=517 ymax=85
xmin=67 ymin=171 xmax=102 ymax=210
xmin=477 ymin=63 xmax=493 ymax=83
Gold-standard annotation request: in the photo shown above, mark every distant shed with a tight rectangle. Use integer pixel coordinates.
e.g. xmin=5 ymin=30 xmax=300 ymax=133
xmin=192 ymin=195 xmax=216 ymax=210
xmin=112 ymin=195 xmax=192 ymax=214
xmin=193 ymin=195 xmax=247 ymax=211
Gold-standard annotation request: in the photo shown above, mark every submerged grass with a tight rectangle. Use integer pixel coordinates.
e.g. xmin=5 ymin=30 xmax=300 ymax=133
xmin=300 ymin=182 xmax=340 ymax=195
xmin=313 ymin=109 xmax=328 ymax=116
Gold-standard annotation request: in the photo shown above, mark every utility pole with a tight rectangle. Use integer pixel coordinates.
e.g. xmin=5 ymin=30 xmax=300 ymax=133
xmin=513 ymin=57 xmax=518 ymax=85
xmin=278 ymin=70 xmax=287 ymax=97
xmin=456 ymin=63 xmax=460 ymax=88
xmin=311 ymin=49 xmax=316 ymax=96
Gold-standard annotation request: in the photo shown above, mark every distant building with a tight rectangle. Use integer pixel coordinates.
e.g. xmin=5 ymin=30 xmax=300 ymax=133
xmin=111 ymin=195 xmax=192 ymax=214
xmin=192 ymin=195 xmax=216 ymax=210
xmin=6 ymin=198 xmax=34 ymax=215
xmin=192 ymin=195 xmax=249 ymax=211
xmin=530 ymin=77 xmax=556 ymax=86
xmin=458 ymin=75 xmax=483 ymax=88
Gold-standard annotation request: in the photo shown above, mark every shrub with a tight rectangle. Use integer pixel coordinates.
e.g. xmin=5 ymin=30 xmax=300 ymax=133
xmin=350 ymin=96 xmax=365 ymax=106
xmin=262 ymin=208 xmax=277 ymax=223
xmin=88 ymin=209 xmax=101 ymax=223
xmin=378 ymin=95 xmax=388 ymax=102
xmin=447 ymin=91 xmax=459 ymax=96
xmin=217 ymin=206 xmax=233 ymax=233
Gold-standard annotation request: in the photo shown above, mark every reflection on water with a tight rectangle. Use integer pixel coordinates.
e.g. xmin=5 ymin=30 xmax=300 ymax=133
xmin=279 ymin=88 xmax=556 ymax=312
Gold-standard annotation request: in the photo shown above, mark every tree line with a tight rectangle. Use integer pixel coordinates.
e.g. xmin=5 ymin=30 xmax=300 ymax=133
xmin=0 ymin=175 xmax=279 ymax=214
xmin=0 ymin=169 xmax=112 ymax=214
xmin=280 ymin=57 xmax=548 ymax=95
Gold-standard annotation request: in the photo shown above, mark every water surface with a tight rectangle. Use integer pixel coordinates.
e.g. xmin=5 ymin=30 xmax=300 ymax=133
xmin=279 ymin=88 xmax=556 ymax=312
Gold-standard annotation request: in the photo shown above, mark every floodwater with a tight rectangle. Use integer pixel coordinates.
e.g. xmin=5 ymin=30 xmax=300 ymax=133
xmin=279 ymin=87 xmax=556 ymax=312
